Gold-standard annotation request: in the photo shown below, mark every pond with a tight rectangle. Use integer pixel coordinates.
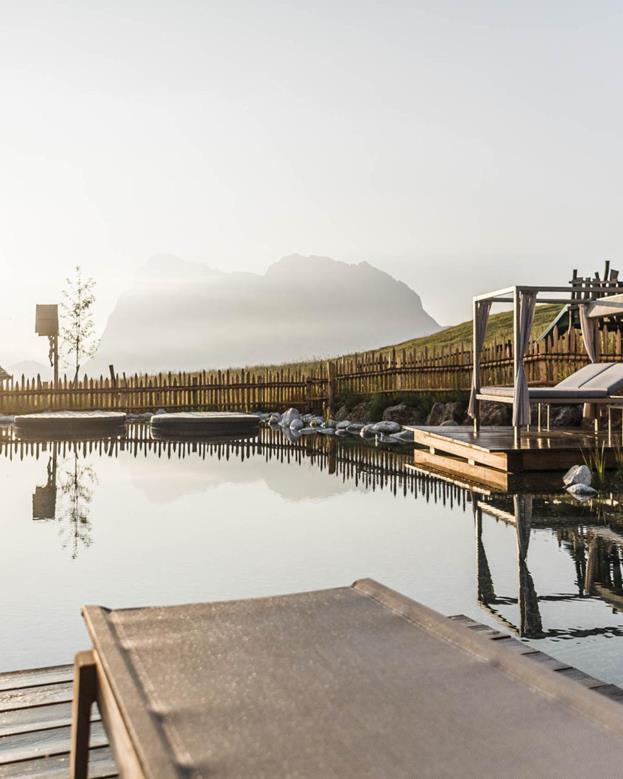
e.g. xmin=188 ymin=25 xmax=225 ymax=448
xmin=2 ymin=424 xmax=623 ymax=688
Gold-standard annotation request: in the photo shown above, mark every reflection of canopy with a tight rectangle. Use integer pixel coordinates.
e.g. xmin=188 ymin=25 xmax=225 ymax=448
xmin=469 ymin=279 xmax=623 ymax=431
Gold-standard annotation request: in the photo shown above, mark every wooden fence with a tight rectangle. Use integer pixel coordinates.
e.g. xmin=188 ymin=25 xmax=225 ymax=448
xmin=1 ymin=326 xmax=620 ymax=414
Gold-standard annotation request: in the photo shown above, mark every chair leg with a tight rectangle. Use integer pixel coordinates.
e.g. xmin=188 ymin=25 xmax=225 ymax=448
xmin=70 ymin=651 xmax=98 ymax=779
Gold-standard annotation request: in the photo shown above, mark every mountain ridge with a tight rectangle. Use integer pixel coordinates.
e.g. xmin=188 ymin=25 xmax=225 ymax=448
xmin=88 ymin=254 xmax=440 ymax=374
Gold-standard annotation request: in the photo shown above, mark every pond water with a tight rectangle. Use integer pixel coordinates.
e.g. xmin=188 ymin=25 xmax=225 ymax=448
xmin=2 ymin=424 xmax=623 ymax=687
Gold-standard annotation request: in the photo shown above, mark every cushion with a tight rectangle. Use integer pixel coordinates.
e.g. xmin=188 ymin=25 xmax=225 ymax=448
xmin=555 ymin=363 xmax=613 ymax=389
xmin=580 ymin=363 xmax=623 ymax=394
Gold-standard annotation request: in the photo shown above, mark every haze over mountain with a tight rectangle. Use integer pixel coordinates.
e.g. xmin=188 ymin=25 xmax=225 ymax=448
xmin=90 ymin=255 xmax=439 ymax=374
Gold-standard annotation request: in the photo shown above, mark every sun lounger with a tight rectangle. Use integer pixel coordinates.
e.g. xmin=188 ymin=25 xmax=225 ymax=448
xmin=478 ymin=362 xmax=623 ymax=405
xmin=70 ymin=579 xmax=623 ymax=778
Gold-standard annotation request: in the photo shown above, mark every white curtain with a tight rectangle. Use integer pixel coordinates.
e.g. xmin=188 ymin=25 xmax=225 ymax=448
xmin=579 ymin=303 xmax=598 ymax=363
xmin=512 ymin=291 xmax=537 ymax=426
xmin=579 ymin=303 xmax=598 ymax=418
xmin=468 ymin=301 xmax=492 ymax=418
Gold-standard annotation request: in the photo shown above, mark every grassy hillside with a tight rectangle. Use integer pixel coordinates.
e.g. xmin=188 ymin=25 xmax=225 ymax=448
xmin=240 ymin=304 xmax=563 ymax=373
xmin=372 ymin=303 xmax=562 ymax=357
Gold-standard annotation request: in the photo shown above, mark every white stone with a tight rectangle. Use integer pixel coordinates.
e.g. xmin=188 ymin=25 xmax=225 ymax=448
xmin=562 ymin=465 xmax=592 ymax=487
xmin=280 ymin=408 xmax=301 ymax=427
xmin=566 ymin=483 xmax=597 ymax=499
xmin=371 ymin=420 xmax=401 ymax=434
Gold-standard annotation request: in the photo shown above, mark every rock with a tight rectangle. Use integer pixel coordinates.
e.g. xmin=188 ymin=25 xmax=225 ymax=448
xmin=154 ymin=408 xmax=167 ymax=415
xmin=299 ymin=427 xmax=316 ymax=435
xmin=371 ymin=420 xmax=401 ymax=434
xmin=566 ymin=483 xmax=597 ymax=500
xmin=563 ymin=464 xmax=592 ymax=487
xmin=349 ymin=401 xmax=372 ymax=423
xmin=552 ymin=405 xmax=583 ymax=428
xmin=382 ymin=403 xmax=422 ymax=426
xmin=302 ymin=413 xmax=313 ymax=423
xmin=317 ymin=427 xmax=335 ymax=435
xmin=334 ymin=405 xmax=350 ymax=422
xmin=268 ymin=415 xmax=281 ymax=427
xmin=290 ymin=418 xmax=304 ymax=431
xmin=280 ymin=408 xmax=301 ymax=427
xmin=309 ymin=416 xmax=324 ymax=427
xmin=425 ymin=401 xmax=465 ymax=426
xmin=336 ymin=420 xmax=351 ymax=429
xmin=322 ymin=419 xmax=337 ymax=429
xmin=360 ymin=424 xmax=376 ymax=438
xmin=346 ymin=423 xmax=365 ymax=435
xmin=335 ymin=428 xmax=349 ymax=437
xmin=479 ymin=401 xmax=511 ymax=426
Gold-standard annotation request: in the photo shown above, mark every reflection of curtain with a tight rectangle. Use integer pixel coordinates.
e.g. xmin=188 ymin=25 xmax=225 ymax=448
xmin=514 ymin=494 xmax=543 ymax=638
xmin=468 ymin=301 xmax=492 ymax=418
xmin=579 ymin=304 xmax=598 ymax=419
xmin=512 ymin=292 xmax=537 ymax=426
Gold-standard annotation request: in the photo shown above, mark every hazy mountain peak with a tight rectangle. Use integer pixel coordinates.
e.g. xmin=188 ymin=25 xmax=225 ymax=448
xmin=89 ymin=254 xmax=440 ymax=374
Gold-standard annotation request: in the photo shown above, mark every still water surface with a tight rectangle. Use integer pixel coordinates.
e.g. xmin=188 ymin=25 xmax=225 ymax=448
xmin=2 ymin=425 xmax=623 ymax=686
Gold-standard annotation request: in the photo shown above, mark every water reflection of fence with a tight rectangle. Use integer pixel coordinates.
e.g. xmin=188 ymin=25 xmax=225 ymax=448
xmin=0 ymin=425 xmax=471 ymax=508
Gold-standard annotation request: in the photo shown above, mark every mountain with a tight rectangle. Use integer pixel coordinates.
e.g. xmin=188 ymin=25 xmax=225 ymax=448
xmin=89 ymin=254 xmax=440 ymax=374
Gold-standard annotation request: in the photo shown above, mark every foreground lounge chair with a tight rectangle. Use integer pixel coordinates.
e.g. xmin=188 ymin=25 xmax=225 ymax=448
xmin=71 ymin=579 xmax=623 ymax=778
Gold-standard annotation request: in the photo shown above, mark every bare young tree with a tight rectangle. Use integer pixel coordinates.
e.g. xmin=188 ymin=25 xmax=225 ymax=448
xmin=61 ymin=266 xmax=98 ymax=382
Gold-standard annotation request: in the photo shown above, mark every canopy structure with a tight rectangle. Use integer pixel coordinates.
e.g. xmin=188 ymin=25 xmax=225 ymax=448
xmin=469 ymin=273 xmax=623 ymax=439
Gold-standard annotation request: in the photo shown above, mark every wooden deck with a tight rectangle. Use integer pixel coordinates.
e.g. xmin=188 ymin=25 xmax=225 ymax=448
xmin=408 ymin=425 xmax=622 ymax=489
xmin=0 ymin=664 xmax=117 ymax=777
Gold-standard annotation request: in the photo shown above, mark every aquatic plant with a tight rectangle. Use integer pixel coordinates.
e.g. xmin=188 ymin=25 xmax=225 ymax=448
xmin=582 ymin=441 xmax=607 ymax=485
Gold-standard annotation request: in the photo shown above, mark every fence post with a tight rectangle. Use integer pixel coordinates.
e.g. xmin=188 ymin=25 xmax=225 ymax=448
xmin=325 ymin=360 xmax=336 ymax=410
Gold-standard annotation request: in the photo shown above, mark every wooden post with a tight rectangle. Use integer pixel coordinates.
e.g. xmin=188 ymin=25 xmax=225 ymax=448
xmin=513 ymin=286 xmax=521 ymax=447
xmin=472 ymin=299 xmax=481 ymax=434
xmin=69 ymin=650 xmax=98 ymax=779
xmin=325 ymin=360 xmax=336 ymax=410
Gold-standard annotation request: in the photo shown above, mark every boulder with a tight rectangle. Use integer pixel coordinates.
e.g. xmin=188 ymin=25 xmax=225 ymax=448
xmin=323 ymin=419 xmax=337 ymax=429
xmin=317 ymin=427 xmax=335 ymax=435
xmin=346 ymin=423 xmax=365 ymax=435
xmin=336 ymin=420 xmax=351 ymax=429
xmin=371 ymin=420 xmax=402 ymax=434
xmin=552 ymin=405 xmax=583 ymax=428
xmin=360 ymin=424 xmax=376 ymax=438
xmin=479 ymin=401 xmax=511 ymax=426
xmin=349 ymin=401 xmax=372 ymax=423
xmin=563 ymin=464 xmax=592 ymax=487
xmin=333 ymin=405 xmax=350 ymax=422
xmin=280 ymin=408 xmax=301 ymax=427
xmin=309 ymin=416 xmax=324 ymax=427
xmin=376 ymin=433 xmax=399 ymax=444
xmin=382 ymin=403 xmax=422 ymax=426
xmin=426 ymin=401 xmax=465 ymax=426
xmin=290 ymin=418 xmax=304 ymax=431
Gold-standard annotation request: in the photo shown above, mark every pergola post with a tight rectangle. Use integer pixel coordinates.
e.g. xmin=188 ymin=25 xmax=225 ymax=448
xmin=472 ymin=299 xmax=480 ymax=434
xmin=513 ymin=287 xmax=521 ymax=448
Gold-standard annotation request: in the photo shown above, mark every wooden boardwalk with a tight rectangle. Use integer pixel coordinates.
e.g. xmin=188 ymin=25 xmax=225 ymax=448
xmin=409 ymin=425 xmax=622 ymax=489
xmin=0 ymin=664 xmax=117 ymax=777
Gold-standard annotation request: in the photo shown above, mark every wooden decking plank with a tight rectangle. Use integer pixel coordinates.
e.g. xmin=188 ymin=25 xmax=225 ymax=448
xmin=0 ymin=745 xmax=116 ymax=778
xmin=0 ymin=702 xmax=101 ymax=738
xmin=0 ymin=721 xmax=107 ymax=764
xmin=0 ymin=682 xmax=73 ymax=712
xmin=0 ymin=668 xmax=72 ymax=693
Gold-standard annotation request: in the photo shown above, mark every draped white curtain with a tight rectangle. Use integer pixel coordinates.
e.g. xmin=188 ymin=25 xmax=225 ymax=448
xmin=579 ymin=303 xmax=598 ymax=418
xmin=468 ymin=301 xmax=492 ymax=418
xmin=579 ymin=303 xmax=598 ymax=363
xmin=512 ymin=291 xmax=537 ymax=426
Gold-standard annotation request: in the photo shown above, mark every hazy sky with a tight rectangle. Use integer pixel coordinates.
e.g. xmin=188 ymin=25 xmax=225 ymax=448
xmin=3 ymin=1 xmax=623 ymax=365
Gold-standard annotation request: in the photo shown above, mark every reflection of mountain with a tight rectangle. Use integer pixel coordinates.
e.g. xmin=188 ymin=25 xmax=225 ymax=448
xmin=89 ymin=254 xmax=439 ymax=373
xmin=126 ymin=453 xmax=354 ymax=504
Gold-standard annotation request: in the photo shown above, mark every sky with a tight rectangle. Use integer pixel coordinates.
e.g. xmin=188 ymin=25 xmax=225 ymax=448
xmin=2 ymin=1 xmax=623 ymax=365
